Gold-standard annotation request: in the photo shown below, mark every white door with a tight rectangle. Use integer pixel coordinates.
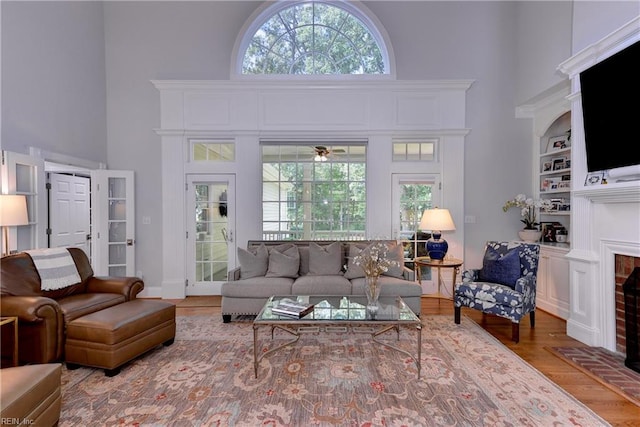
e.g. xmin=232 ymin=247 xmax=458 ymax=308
xmin=48 ymin=173 xmax=90 ymax=255
xmin=186 ymin=174 xmax=236 ymax=295
xmin=91 ymin=170 xmax=135 ymax=276
xmin=391 ymin=174 xmax=440 ymax=294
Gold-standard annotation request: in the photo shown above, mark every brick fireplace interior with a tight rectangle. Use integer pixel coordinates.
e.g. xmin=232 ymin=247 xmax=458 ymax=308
xmin=615 ymin=254 xmax=640 ymax=356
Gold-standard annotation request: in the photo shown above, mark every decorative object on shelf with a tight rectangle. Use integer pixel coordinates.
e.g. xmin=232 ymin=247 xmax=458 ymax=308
xmin=353 ymin=242 xmax=399 ymax=315
xmin=503 ymin=194 xmax=552 ymax=242
xmin=518 ymin=229 xmax=542 ymax=243
xmin=0 ymin=194 xmax=29 ymax=256
xmin=419 ymin=208 xmax=456 ymax=260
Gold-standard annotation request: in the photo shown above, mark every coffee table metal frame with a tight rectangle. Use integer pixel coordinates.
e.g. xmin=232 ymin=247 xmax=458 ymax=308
xmin=252 ymin=295 xmax=422 ymax=378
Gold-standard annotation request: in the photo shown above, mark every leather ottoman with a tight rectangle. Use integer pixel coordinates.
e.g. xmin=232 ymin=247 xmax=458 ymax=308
xmin=65 ymin=299 xmax=176 ymax=376
xmin=0 ymin=363 xmax=62 ymax=427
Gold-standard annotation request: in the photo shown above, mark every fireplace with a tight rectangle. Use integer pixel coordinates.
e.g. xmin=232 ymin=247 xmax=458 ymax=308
xmin=624 ymin=267 xmax=640 ymax=373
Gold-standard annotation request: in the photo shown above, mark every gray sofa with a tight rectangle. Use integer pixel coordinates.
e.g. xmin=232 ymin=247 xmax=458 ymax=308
xmin=221 ymin=240 xmax=422 ymax=322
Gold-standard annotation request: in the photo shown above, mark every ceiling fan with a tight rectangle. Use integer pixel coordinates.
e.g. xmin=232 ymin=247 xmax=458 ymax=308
xmin=314 ymin=146 xmax=331 ymax=162
xmin=313 ymin=146 xmax=346 ymax=162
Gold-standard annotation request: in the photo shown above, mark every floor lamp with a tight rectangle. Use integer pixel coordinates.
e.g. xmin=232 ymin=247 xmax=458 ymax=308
xmin=0 ymin=194 xmax=29 ymax=257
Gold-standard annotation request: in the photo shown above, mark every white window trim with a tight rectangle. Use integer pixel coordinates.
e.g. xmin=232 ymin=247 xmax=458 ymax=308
xmin=230 ymin=0 xmax=396 ymax=80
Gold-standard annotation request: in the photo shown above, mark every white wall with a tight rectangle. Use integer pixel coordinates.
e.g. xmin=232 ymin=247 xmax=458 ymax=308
xmin=514 ymin=1 xmax=573 ymax=106
xmin=572 ymin=1 xmax=640 ymax=53
xmin=1 ymin=1 xmax=107 ymax=162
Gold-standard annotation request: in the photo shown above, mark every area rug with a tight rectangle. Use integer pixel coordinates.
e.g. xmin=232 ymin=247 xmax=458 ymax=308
xmin=547 ymin=346 xmax=640 ymax=407
xmin=59 ymin=315 xmax=610 ymax=426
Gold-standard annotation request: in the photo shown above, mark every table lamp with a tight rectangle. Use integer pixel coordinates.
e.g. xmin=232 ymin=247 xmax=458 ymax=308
xmin=419 ymin=207 xmax=456 ymax=260
xmin=0 ymin=194 xmax=29 ymax=256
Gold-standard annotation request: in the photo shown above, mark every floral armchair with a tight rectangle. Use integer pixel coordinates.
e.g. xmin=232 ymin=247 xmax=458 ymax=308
xmin=453 ymin=241 xmax=540 ymax=343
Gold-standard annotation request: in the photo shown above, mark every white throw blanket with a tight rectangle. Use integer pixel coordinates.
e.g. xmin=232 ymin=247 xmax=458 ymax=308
xmin=25 ymin=248 xmax=82 ymax=291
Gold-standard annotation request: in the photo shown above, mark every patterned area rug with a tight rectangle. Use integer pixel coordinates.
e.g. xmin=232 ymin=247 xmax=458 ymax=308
xmin=547 ymin=346 xmax=640 ymax=407
xmin=60 ymin=315 xmax=610 ymax=426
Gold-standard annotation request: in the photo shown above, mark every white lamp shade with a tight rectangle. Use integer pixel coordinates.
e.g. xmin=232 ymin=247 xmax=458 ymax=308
xmin=419 ymin=208 xmax=456 ymax=232
xmin=0 ymin=195 xmax=29 ymax=226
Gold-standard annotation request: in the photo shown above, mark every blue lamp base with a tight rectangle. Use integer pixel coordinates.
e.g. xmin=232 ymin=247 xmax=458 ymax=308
xmin=426 ymin=232 xmax=448 ymax=260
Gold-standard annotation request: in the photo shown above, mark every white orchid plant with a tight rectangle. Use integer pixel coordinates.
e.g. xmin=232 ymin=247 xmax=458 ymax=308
xmin=502 ymin=194 xmax=553 ymax=230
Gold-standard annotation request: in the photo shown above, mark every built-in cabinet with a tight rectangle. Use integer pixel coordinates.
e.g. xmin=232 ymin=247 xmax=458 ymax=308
xmin=537 ymin=244 xmax=570 ymax=319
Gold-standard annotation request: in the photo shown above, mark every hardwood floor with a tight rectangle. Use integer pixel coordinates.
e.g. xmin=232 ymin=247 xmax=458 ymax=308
xmin=174 ymin=296 xmax=640 ymax=426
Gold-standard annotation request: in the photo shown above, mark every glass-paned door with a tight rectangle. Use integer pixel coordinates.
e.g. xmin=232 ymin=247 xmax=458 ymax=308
xmin=186 ymin=174 xmax=235 ymax=295
xmin=91 ymin=170 xmax=135 ymax=276
xmin=392 ymin=174 xmax=440 ymax=293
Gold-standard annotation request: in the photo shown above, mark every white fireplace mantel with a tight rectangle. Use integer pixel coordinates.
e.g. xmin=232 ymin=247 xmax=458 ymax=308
xmin=574 ymin=182 xmax=640 ymax=204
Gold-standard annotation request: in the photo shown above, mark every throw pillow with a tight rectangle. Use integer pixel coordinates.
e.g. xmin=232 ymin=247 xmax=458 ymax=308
xmin=308 ymin=242 xmax=343 ymax=275
xmin=343 ymin=243 xmax=369 ymax=279
xmin=478 ymin=246 xmax=521 ymax=288
xmin=382 ymin=242 xmax=406 ymax=279
xmin=237 ymin=244 xmax=269 ymax=279
xmin=265 ymin=244 xmax=300 ymax=278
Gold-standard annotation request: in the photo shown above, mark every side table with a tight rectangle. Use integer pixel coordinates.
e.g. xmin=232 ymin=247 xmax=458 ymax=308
xmin=414 ymin=257 xmax=463 ymax=299
xmin=1 ymin=316 xmax=19 ymax=367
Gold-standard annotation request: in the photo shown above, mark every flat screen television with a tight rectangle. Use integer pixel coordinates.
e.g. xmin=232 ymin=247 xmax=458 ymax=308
xmin=580 ymin=40 xmax=640 ymax=175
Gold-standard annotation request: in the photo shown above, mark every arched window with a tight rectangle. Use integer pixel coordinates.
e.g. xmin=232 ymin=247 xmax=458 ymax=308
xmin=234 ymin=0 xmax=393 ymax=76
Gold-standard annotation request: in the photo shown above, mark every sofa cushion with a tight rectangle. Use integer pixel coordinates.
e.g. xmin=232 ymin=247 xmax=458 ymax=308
xmin=265 ymin=244 xmax=300 ymax=278
xmin=292 ymin=275 xmax=352 ymax=295
xmin=238 ymin=244 xmax=269 ymax=279
xmin=308 ymin=242 xmax=343 ymax=275
xmin=221 ymin=277 xmax=294 ymax=298
xmin=478 ymin=246 xmax=521 ymax=288
xmin=57 ymin=293 xmax=127 ymax=323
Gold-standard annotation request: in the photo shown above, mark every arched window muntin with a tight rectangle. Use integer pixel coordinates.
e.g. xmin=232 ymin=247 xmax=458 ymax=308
xmin=231 ymin=0 xmax=395 ymax=79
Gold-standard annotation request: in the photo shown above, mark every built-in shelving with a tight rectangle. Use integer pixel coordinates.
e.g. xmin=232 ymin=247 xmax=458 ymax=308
xmin=537 ymin=112 xmax=571 ymax=244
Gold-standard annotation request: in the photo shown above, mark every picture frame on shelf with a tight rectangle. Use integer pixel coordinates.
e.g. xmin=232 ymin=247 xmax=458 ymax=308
xmin=541 ymin=222 xmax=557 ymax=242
xmin=546 ymin=135 xmax=570 ymax=153
xmin=541 ymin=177 xmax=559 ymax=192
xmin=557 ymin=180 xmax=571 ymax=189
xmin=585 ymin=171 xmax=604 ymax=186
xmin=542 ymin=161 xmax=552 ymax=172
xmin=541 ymin=221 xmax=565 ymax=243
xmin=552 ymin=157 xmax=566 ymax=171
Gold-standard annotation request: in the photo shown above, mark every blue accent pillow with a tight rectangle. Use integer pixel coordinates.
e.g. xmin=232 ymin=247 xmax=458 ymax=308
xmin=478 ymin=247 xmax=521 ymax=288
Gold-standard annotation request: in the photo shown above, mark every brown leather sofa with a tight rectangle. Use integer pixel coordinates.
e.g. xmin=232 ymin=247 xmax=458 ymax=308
xmin=0 ymin=248 xmax=143 ymax=365
xmin=0 ymin=363 xmax=62 ymax=427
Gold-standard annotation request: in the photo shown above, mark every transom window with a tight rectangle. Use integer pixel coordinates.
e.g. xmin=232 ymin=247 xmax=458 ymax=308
xmin=261 ymin=143 xmax=366 ymax=240
xmin=240 ymin=1 xmax=388 ymax=75
xmin=191 ymin=140 xmax=235 ymax=162
xmin=393 ymin=140 xmax=436 ymax=162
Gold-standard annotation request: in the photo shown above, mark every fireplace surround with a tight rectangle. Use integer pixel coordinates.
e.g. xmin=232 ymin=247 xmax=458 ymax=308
xmin=558 ymin=17 xmax=640 ymax=351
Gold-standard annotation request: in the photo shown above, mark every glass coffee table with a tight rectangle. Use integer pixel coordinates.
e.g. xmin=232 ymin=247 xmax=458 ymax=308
xmin=253 ymin=295 xmax=422 ymax=378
